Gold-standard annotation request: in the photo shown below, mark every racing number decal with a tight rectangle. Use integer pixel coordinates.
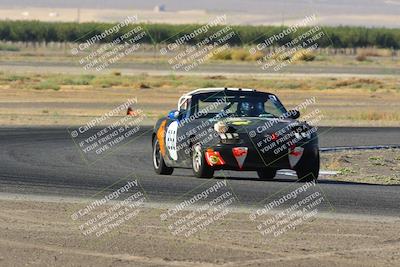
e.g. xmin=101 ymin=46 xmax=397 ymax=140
xmin=165 ymin=121 xmax=178 ymax=160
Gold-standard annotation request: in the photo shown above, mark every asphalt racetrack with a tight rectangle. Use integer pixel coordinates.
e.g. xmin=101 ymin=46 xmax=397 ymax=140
xmin=0 ymin=126 xmax=399 ymax=217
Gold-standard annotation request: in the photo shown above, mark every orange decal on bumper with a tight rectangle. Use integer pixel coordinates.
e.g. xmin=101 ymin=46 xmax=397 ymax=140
xmin=157 ymin=120 xmax=167 ymax=156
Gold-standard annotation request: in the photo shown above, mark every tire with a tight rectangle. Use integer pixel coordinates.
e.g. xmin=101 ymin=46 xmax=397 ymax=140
xmin=192 ymin=144 xmax=214 ymax=178
xmin=257 ymin=168 xmax=277 ymax=181
xmin=295 ymin=149 xmax=320 ymax=182
xmin=153 ymin=138 xmax=174 ymax=175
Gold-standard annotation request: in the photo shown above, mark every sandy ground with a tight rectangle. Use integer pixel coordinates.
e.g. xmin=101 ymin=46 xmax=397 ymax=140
xmin=322 ymin=149 xmax=400 ymax=185
xmin=0 ymin=196 xmax=399 ymax=267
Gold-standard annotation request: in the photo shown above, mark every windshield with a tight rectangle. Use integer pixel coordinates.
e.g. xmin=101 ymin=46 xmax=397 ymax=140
xmin=190 ymin=92 xmax=287 ymax=119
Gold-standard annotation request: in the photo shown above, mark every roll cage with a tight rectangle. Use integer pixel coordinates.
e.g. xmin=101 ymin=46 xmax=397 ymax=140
xmin=177 ymin=88 xmax=287 ymax=119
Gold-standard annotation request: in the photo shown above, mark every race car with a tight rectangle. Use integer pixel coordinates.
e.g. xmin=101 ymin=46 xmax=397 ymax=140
xmin=152 ymin=88 xmax=319 ymax=181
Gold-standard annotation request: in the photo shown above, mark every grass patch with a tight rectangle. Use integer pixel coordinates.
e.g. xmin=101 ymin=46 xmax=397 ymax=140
xmin=368 ymin=156 xmax=383 ymax=161
xmin=356 ymin=54 xmax=368 ymax=62
xmin=57 ymin=74 xmax=95 ymax=85
xmin=90 ymin=75 xmax=124 ymax=88
xmin=273 ymin=81 xmax=303 ymax=89
xmin=0 ymin=43 xmax=20 ymax=51
xmin=201 ymin=81 xmax=217 ymax=88
xmin=137 ymin=83 xmax=151 ymax=89
xmin=368 ymin=156 xmax=386 ymax=166
xmin=357 ymin=48 xmax=392 ymax=57
xmin=358 ymin=112 xmax=400 ymax=121
xmin=333 ymin=78 xmax=383 ymax=89
xmin=33 ymin=80 xmax=60 ymax=91
xmin=211 ymin=48 xmax=316 ymax=63
xmin=292 ymin=49 xmax=316 ymax=61
xmin=2 ymin=74 xmax=30 ymax=82
xmin=334 ymin=78 xmax=382 ymax=87
xmin=211 ymin=50 xmax=232 ymax=60
xmin=337 ymin=167 xmax=356 ymax=175
xmin=230 ymin=49 xmax=248 ymax=61
xmin=211 ymin=48 xmax=265 ymax=62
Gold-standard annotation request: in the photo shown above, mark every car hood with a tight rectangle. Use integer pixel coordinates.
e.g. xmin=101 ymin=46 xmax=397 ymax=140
xmin=210 ymin=117 xmax=311 ymax=135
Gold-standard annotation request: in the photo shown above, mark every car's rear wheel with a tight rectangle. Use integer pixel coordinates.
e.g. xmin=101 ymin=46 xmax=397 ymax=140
xmin=257 ymin=168 xmax=277 ymax=180
xmin=192 ymin=144 xmax=214 ymax=178
xmin=153 ymin=138 xmax=174 ymax=175
xmin=295 ymin=149 xmax=319 ymax=182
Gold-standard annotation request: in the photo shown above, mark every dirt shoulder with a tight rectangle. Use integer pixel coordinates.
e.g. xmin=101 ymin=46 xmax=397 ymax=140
xmin=0 ymin=197 xmax=399 ymax=267
xmin=322 ymin=149 xmax=400 ymax=185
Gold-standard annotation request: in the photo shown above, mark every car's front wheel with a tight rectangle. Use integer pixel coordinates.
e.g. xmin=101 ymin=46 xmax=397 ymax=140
xmin=257 ymin=168 xmax=277 ymax=181
xmin=153 ymin=138 xmax=174 ymax=175
xmin=295 ymin=149 xmax=319 ymax=182
xmin=192 ymin=144 xmax=214 ymax=178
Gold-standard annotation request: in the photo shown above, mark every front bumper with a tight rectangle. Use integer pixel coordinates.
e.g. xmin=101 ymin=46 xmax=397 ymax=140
xmin=205 ymin=137 xmax=318 ymax=171
xmin=205 ymin=143 xmax=289 ymax=170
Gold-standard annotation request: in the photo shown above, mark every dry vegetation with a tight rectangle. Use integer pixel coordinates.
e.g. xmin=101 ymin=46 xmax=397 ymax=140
xmin=0 ymin=42 xmax=399 ymax=68
xmin=0 ymin=71 xmax=399 ymax=126
xmin=322 ymin=149 xmax=400 ymax=185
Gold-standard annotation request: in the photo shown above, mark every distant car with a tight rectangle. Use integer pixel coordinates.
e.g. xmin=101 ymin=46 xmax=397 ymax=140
xmin=152 ymin=88 xmax=319 ymax=181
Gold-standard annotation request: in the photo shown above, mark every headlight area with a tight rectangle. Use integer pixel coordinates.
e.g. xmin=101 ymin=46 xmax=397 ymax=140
xmin=213 ymin=121 xmax=228 ymax=133
xmin=214 ymin=122 xmax=241 ymax=144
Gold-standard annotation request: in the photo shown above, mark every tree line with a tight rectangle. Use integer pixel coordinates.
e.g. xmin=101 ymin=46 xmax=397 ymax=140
xmin=0 ymin=20 xmax=398 ymax=48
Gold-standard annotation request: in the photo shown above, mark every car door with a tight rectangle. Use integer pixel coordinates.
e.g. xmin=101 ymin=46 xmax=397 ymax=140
xmin=163 ymin=98 xmax=193 ymax=167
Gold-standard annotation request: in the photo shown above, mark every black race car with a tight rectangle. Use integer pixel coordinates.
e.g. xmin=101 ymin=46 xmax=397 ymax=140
xmin=152 ymin=88 xmax=319 ymax=181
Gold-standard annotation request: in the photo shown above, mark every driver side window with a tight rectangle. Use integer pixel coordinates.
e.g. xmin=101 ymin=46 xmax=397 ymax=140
xmin=264 ymin=100 xmax=283 ymax=117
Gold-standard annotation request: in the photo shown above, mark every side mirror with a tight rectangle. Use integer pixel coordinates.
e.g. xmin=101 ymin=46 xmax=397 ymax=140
xmin=287 ymin=109 xmax=300 ymax=119
xmin=168 ymin=110 xmax=180 ymax=120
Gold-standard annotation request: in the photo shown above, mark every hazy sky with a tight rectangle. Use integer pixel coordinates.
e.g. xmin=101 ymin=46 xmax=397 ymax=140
xmin=1 ymin=0 xmax=399 ymax=27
